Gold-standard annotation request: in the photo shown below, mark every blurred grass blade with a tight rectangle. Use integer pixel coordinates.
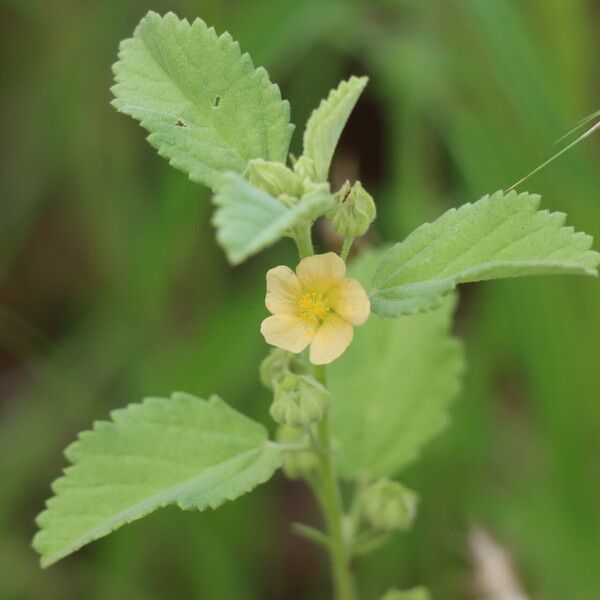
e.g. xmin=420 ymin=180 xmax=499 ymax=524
xmin=507 ymin=119 xmax=600 ymax=191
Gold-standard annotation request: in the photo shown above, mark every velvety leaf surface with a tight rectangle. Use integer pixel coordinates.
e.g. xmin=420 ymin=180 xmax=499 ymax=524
xmin=212 ymin=173 xmax=333 ymax=264
xmin=330 ymin=251 xmax=465 ymax=479
xmin=371 ymin=191 xmax=599 ymax=317
xmin=112 ymin=11 xmax=294 ymax=190
xmin=33 ymin=393 xmax=281 ymax=567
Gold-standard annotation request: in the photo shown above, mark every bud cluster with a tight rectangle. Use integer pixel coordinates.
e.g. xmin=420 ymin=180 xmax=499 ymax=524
xmin=270 ymin=372 xmax=331 ymax=428
xmin=260 ymin=348 xmax=330 ymax=479
xmin=261 ymin=348 xmax=330 ymax=427
xmin=260 ymin=348 xmax=308 ymax=391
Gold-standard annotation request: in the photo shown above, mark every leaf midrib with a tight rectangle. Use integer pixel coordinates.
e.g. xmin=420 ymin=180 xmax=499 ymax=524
xmin=374 ymin=257 xmax=597 ymax=299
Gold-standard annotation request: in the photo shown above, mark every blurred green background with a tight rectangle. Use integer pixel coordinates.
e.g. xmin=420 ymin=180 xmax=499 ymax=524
xmin=1 ymin=0 xmax=599 ymax=598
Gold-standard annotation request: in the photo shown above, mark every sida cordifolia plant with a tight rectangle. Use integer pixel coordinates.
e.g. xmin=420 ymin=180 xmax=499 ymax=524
xmin=33 ymin=12 xmax=600 ymax=600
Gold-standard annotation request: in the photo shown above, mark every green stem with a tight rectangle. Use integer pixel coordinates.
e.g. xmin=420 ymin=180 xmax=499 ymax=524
xmin=294 ymin=226 xmax=314 ymax=259
xmin=313 ymin=365 xmax=357 ymax=600
xmin=340 ymin=237 xmax=354 ymax=261
xmin=293 ymin=225 xmax=355 ymax=597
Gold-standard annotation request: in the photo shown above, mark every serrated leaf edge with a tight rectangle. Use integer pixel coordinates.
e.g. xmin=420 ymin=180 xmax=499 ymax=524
xmin=303 ymin=75 xmax=368 ymax=181
xmin=110 ymin=11 xmax=294 ymax=189
xmin=371 ymin=191 xmax=599 ymax=317
xmin=33 ymin=393 xmax=282 ymax=567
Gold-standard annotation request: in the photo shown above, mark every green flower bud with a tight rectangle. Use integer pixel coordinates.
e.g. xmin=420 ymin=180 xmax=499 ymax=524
xmin=297 ymin=375 xmax=331 ymax=422
xmin=270 ymin=374 xmax=331 ymax=427
xmin=380 ymin=587 xmax=431 ymax=600
xmin=247 ymin=158 xmax=303 ymax=199
xmin=276 ymin=193 xmax=298 ymax=209
xmin=328 ymin=180 xmax=376 ymax=237
xmin=293 ymin=155 xmax=317 ymax=183
xmin=276 ymin=425 xmax=319 ymax=480
xmin=260 ymin=348 xmax=308 ymax=390
xmin=270 ymin=374 xmax=304 ymax=426
xmin=360 ymin=479 xmax=418 ymax=532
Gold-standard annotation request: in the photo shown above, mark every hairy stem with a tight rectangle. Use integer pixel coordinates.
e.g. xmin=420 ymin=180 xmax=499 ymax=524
xmin=340 ymin=237 xmax=354 ymax=261
xmin=294 ymin=226 xmax=314 ymax=259
xmin=313 ymin=364 xmax=357 ymax=600
xmin=295 ymin=229 xmax=356 ymax=597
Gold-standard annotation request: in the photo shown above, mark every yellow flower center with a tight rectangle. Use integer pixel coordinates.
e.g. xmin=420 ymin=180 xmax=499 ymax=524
xmin=298 ymin=291 xmax=331 ymax=323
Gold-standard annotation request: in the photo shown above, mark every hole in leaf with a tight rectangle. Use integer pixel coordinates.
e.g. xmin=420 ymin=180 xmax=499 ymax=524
xmin=213 ymin=95 xmax=221 ymax=108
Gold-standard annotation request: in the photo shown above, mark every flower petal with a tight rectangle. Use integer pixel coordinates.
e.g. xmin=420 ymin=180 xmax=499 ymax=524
xmin=265 ymin=266 xmax=302 ymax=314
xmin=309 ymin=313 xmax=353 ymax=365
xmin=330 ymin=278 xmax=371 ymax=325
xmin=296 ymin=252 xmax=346 ymax=293
xmin=261 ymin=315 xmax=317 ymax=353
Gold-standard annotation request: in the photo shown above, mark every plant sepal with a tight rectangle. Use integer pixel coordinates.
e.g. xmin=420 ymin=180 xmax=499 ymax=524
xmin=328 ymin=180 xmax=376 ymax=238
xmin=270 ymin=373 xmax=331 ymax=427
xmin=359 ymin=479 xmax=419 ymax=532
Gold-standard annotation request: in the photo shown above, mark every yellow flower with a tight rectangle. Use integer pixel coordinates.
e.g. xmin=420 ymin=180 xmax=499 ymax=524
xmin=260 ymin=252 xmax=371 ymax=365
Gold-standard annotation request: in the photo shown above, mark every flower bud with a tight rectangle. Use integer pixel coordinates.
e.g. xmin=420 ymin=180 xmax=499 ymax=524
xmin=270 ymin=373 xmax=331 ymax=427
xmin=360 ymin=479 xmax=418 ymax=532
xmin=328 ymin=180 xmax=376 ymax=238
xmin=276 ymin=425 xmax=319 ymax=479
xmin=293 ymin=155 xmax=317 ymax=183
xmin=260 ymin=348 xmax=308 ymax=390
xmin=247 ymin=159 xmax=303 ymax=199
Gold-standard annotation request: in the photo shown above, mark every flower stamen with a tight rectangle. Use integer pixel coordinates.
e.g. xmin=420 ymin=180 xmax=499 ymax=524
xmin=298 ymin=292 xmax=331 ymax=323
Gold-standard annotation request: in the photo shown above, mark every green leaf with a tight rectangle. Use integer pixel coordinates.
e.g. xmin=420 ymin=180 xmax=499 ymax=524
xmin=302 ymin=76 xmax=368 ymax=182
xmin=111 ymin=11 xmax=294 ymax=190
xmin=330 ymin=250 xmax=464 ymax=479
xmin=33 ymin=393 xmax=281 ymax=567
xmin=212 ymin=173 xmax=333 ymax=264
xmin=371 ymin=190 xmax=600 ymax=317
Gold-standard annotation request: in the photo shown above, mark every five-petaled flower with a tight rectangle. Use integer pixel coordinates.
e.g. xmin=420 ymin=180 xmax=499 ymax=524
xmin=260 ymin=253 xmax=371 ymax=365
